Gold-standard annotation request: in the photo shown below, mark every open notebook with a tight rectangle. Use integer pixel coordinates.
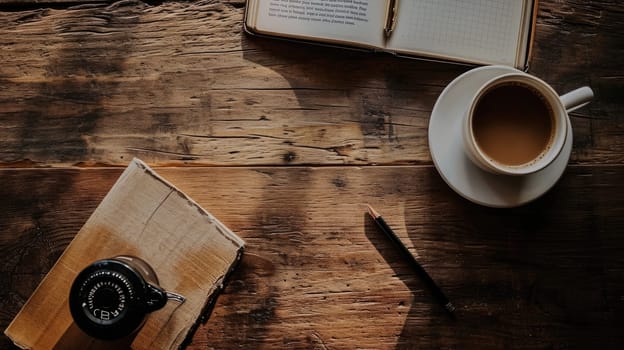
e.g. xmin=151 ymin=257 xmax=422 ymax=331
xmin=245 ymin=0 xmax=538 ymax=68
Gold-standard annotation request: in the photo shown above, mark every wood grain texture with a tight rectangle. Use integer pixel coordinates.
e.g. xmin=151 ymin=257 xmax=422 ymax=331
xmin=0 ymin=0 xmax=623 ymax=349
xmin=1 ymin=166 xmax=623 ymax=349
xmin=0 ymin=0 xmax=621 ymax=167
xmin=530 ymin=0 xmax=624 ymax=165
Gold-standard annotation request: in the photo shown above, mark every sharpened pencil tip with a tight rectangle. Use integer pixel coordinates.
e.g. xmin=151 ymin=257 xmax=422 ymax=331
xmin=366 ymin=204 xmax=380 ymax=219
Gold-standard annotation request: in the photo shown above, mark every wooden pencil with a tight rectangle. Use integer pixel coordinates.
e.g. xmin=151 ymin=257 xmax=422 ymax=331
xmin=367 ymin=204 xmax=456 ymax=315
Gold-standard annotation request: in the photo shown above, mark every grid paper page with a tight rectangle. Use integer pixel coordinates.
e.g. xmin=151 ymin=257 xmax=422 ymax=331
xmin=388 ymin=0 xmax=526 ymax=66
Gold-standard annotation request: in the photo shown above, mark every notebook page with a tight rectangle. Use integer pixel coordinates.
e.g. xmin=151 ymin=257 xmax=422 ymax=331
xmin=387 ymin=0 xmax=527 ymax=66
xmin=252 ymin=0 xmax=387 ymax=49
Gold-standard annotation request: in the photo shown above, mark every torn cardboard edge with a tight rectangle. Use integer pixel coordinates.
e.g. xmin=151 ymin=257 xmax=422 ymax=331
xmin=5 ymin=158 xmax=245 ymax=349
xmin=178 ymin=249 xmax=243 ymax=349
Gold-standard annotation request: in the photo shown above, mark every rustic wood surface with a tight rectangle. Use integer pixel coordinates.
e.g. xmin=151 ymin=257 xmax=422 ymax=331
xmin=0 ymin=0 xmax=622 ymax=349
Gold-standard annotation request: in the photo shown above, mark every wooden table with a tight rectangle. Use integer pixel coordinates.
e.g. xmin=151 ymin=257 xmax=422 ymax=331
xmin=1 ymin=1 xmax=622 ymax=349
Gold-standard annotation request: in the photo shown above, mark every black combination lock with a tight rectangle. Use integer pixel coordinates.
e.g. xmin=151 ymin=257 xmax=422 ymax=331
xmin=69 ymin=256 xmax=185 ymax=340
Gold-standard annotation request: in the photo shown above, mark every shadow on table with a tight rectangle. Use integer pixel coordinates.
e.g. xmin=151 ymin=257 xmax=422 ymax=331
xmin=240 ymin=35 xmax=468 ymax=164
xmin=364 ymin=166 xmax=621 ymax=349
xmin=364 ymin=211 xmax=457 ymax=350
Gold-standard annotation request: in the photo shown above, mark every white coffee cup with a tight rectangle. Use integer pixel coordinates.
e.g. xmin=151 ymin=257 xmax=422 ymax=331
xmin=462 ymin=72 xmax=593 ymax=176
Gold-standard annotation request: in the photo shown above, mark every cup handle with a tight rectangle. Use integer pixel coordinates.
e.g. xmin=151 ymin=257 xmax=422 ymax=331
xmin=560 ymin=86 xmax=594 ymax=113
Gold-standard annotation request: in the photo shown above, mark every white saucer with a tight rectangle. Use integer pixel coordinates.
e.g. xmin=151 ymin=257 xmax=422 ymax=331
xmin=428 ymin=65 xmax=572 ymax=208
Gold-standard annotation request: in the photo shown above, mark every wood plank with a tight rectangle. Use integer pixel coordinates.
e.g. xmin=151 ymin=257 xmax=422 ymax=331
xmin=1 ymin=165 xmax=623 ymax=349
xmin=0 ymin=0 xmax=621 ymax=167
xmin=0 ymin=0 xmax=245 ymax=6
xmin=531 ymin=0 xmax=624 ymax=165
xmin=0 ymin=1 xmax=102 ymax=6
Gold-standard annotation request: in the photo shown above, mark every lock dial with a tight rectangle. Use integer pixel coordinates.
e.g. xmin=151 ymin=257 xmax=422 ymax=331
xmin=79 ymin=270 xmax=134 ymax=325
xmin=69 ymin=258 xmax=151 ymax=340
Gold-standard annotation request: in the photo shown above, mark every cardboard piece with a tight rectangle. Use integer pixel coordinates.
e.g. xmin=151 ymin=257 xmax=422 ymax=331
xmin=4 ymin=159 xmax=245 ymax=349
